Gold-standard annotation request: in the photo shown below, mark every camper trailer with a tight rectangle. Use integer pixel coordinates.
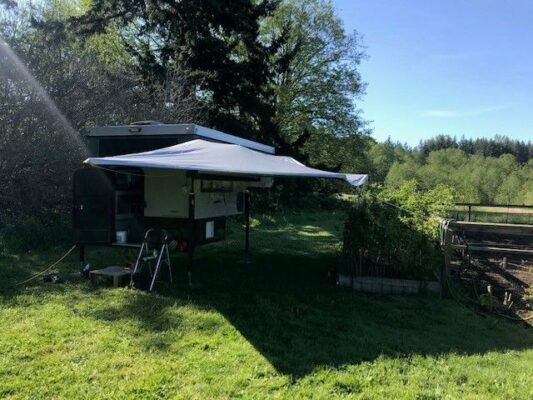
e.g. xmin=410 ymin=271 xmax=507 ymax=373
xmin=74 ymin=122 xmax=367 ymax=289
xmin=73 ymin=122 xmax=273 ymax=250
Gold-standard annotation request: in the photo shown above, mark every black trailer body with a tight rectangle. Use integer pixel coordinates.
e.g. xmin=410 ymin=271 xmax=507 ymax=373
xmin=74 ymin=123 xmax=272 ymax=269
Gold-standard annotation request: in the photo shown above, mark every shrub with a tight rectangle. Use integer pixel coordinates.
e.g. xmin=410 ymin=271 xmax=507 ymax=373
xmin=0 ymin=217 xmax=72 ymax=253
xmin=381 ymin=180 xmax=455 ymax=239
xmin=342 ymin=183 xmax=453 ymax=280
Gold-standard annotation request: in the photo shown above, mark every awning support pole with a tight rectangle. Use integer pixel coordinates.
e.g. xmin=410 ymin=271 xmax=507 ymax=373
xmin=244 ymin=190 xmax=251 ymax=263
xmin=187 ymin=177 xmax=195 ymax=287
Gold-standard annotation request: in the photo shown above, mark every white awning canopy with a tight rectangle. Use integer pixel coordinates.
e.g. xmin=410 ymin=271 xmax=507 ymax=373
xmin=84 ymin=139 xmax=368 ymax=186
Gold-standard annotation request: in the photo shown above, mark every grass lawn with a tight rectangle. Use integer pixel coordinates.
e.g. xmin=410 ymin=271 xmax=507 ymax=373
xmin=0 ymin=210 xmax=532 ymax=399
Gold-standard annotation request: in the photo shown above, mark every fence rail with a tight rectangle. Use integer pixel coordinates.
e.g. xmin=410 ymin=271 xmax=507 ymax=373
xmin=453 ymin=203 xmax=533 ymax=224
xmin=455 ymin=203 xmax=533 ymax=209
xmin=439 ymin=218 xmax=533 ymax=303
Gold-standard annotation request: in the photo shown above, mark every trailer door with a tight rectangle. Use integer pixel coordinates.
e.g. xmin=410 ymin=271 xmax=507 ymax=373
xmin=73 ymin=168 xmax=114 ymax=244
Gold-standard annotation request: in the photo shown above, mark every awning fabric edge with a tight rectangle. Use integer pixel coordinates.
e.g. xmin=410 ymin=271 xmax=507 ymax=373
xmin=84 ymin=139 xmax=368 ymax=187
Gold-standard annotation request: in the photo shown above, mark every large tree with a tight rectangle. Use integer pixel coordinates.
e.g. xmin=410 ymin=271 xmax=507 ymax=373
xmin=74 ymin=0 xmax=281 ymax=143
xmin=0 ymin=0 xmax=204 ymax=230
xmin=263 ymin=0 xmax=367 ymax=156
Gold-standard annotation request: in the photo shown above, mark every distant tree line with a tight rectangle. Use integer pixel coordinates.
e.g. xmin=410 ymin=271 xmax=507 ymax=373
xmin=418 ymin=134 xmax=532 ymax=164
xmin=367 ymin=138 xmax=532 ymax=205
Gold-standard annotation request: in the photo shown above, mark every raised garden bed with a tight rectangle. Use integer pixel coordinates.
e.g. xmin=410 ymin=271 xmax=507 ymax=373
xmin=337 ymin=274 xmax=441 ymax=295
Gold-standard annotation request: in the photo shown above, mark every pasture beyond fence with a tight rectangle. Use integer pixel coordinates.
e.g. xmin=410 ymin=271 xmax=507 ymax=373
xmin=453 ymin=203 xmax=533 ymax=225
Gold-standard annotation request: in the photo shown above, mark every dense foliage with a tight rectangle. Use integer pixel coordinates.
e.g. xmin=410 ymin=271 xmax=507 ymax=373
xmin=264 ymin=0 xmax=366 ymax=152
xmin=366 ymin=135 xmax=532 ymax=205
xmin=342 ymin=182 xmax=453 ymax=280
xmin=0 ymin=0 xmax=368 ymax=236
xmin=74 ymin=0 xmax=280 ymax=144
xmin=0 ymin=0 xmax=531 ymax=252
xmin=385 ymin=149 xmax=532 ymax=204
xmin=418 ymin=134 xmax=532 ymax=163
xmin=0 ymin=1 xmax=205 ymax=235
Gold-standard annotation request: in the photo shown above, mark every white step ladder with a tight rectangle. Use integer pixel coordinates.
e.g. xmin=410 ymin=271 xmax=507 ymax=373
xmin=131 ymin=229 xmax=173 ymax=291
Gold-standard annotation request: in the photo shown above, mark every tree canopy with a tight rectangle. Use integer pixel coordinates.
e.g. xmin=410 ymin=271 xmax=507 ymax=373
xmin=385 ymin=149 xmax=532 ymax=204
xmin=418 ymin=134 xmax=532 ymax=163
xmin=74 ymin=0 xmax=280 ymax=143
xmin=264 ymin=0 xmax=366 ymax=146
xmin=1 ymin=0 xmax=531 ymax=239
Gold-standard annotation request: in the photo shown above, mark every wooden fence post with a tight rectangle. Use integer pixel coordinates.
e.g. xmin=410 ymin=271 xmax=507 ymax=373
xmin=441 ymin=226 xmax=452 ymax=297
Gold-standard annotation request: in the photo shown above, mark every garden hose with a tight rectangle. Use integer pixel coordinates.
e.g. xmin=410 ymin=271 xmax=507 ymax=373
xmin=15 ymin=245 xmax=76 ymax=286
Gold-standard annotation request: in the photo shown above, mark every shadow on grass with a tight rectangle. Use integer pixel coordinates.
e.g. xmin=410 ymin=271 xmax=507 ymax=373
xmin=2 ymin=211 xmax=532 ymax=379
xmin=168 ymin=246 xmax=533 ymax=378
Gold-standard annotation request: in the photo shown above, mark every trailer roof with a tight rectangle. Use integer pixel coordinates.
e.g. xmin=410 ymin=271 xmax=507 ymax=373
xmin=84 ymin=139 xmax=368 ymax=187
xmin=87 ymin=123 xmax=275 ymax=154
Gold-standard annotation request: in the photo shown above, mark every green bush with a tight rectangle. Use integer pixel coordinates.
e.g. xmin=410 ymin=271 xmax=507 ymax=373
xmin=381 ymin=180 xmax=455 ymax=239
xmin=342 ymin=182 xmax=453 ymax=280
xmin=0 ymin=217 xmax=72 ymax=253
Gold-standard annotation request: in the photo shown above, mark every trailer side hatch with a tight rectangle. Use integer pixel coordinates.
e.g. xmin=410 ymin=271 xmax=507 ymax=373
xmin=73 ymin=168 xmax=114 ymax=244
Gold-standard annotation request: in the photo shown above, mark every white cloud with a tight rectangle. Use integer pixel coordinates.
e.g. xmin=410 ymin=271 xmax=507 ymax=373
xmin=421 ymin=105 xmax=510 ymax=118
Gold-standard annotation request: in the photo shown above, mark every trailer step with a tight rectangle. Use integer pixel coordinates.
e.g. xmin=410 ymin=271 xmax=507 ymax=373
xmin=90 ymin=266 xmax=131 ymax=287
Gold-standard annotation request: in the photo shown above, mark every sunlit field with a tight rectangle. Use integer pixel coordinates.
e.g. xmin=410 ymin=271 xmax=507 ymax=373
xmin=1 ymin=211 xmax=531 ymax=399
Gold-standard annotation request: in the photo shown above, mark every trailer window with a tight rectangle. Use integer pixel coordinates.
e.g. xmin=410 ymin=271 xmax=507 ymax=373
xmin=201 ymin=180 xmax=233 ymax=192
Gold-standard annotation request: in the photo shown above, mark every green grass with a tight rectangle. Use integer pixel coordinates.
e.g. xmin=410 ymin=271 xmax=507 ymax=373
xmin=0 ymin=210 xmax=532 ymax=399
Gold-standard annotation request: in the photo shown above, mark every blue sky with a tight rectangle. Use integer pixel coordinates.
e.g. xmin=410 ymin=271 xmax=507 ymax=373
xmin=332 ymin=0 xmax=533 ymax=145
